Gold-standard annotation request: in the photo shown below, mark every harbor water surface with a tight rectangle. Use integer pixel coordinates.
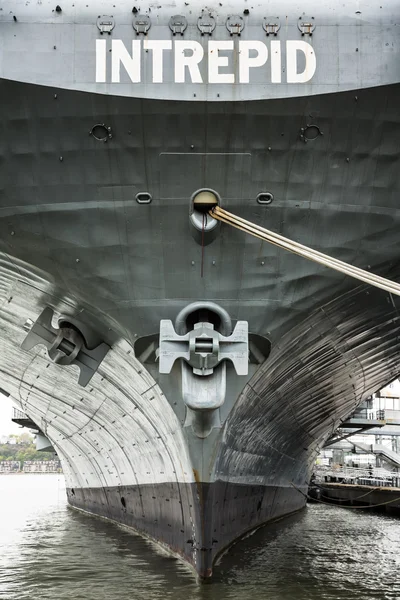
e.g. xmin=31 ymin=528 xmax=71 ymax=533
xmin=0 ymin=474 xmax=399 ymax=600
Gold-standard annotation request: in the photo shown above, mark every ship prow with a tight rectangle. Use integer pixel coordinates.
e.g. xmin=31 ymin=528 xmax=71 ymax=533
xmin=0 ymin=0 xmax=400 ymax=578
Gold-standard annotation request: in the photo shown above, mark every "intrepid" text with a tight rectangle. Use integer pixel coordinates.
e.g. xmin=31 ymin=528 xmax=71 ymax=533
xmin=95 ymin=39 xmax=316 ymax=85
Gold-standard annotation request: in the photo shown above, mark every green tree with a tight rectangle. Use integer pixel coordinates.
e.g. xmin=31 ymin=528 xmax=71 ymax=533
xmin=16 ymin=432 xmax=34 ymax=444
xmin=0 ymin=436 xmax=53 ymax=463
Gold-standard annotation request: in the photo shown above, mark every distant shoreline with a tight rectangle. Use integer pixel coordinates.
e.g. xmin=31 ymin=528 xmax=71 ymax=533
xmin=0 ymin=471 xmax=63 ymax=475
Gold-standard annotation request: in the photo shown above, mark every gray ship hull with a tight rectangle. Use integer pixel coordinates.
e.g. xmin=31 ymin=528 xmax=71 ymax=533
xmin=68 ymin=482 xmax=302 ymax=576
xmin=1 ymin=74 xmax=400 ymax=577
xmin=64 ymin=270 xmax=400 ymax=577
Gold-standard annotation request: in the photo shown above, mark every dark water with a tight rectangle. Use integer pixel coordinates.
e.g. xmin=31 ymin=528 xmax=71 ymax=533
xmin=0 ymin=475 xmax=399 ymax=600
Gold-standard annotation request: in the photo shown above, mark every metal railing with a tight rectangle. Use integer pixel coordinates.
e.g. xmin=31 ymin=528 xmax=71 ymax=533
xmin=313 ymin=465 xmax=400 ymax=488
xmin=12 ymin=407 xmax=28 ymax=420
xmin=0 ymin=460 xmax=62 ymax=473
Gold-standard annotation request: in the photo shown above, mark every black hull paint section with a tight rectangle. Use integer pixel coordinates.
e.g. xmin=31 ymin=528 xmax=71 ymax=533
xmin=67 ymin=482 xmax=306 ymax=577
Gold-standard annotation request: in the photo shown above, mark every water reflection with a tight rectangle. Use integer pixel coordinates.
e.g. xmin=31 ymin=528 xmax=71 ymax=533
xmin=0 ymin=475 xmax=399 ymax=600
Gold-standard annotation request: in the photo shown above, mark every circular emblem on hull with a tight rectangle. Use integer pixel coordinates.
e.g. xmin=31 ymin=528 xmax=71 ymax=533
xmin=298 ymin=16 xmax=316 ymax=36
xmin=169 ymin=15 xmax=188 ymax=36
xmin=197 ymin=13 xmax=216 ymax=36
xmin=132 ymin=14 xmax=151 ymax=35
xmin=226 ymin=15 xmax=244 ymax=36
xmin=96 ymin=15 xmax=115 ymax=35
xmin=263 ymin=16 xmax=281 ymax=36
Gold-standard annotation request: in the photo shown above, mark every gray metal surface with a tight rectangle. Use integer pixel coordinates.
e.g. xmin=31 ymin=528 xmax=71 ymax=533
xmin=1 ymin=79 xmax=399 ymax=340
xmin=0 ymin=1 xmax=398 ymax=101
xmin=159 ymin=318 xmax=248 ymax=375
xmin=0 ymin=0 xmax=400 ymax=578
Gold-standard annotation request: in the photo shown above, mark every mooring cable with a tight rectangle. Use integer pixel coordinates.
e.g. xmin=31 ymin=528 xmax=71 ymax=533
xmin=210 ymin=206 xmax=400 ymax=297
xmin=290 ymin=481 xmax=400 ymax=509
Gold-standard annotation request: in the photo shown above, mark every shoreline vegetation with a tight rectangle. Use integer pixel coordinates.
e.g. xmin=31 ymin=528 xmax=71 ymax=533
xmin=0 ymin=432 xmax=54 ymax=463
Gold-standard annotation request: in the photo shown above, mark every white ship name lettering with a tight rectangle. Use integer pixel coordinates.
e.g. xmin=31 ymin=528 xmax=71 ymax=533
xmin=95 ymin=40 xmax=316 ymax=85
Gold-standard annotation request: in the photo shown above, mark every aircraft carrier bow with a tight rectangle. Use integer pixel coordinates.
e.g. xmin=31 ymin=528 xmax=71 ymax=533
xmin=0 ymin=0 xmax=400 ymax=578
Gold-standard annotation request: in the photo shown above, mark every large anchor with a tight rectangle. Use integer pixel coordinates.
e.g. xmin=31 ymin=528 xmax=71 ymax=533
xmin=159 ymin=320 xmax=248 ymax=377
xmin=159 ymin=302 xmax=249 ymax=437
xmin=21 ymin=307 xmax=110 ymax=387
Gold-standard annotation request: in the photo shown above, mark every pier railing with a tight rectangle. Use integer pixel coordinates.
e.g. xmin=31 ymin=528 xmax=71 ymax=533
xmin=313 ymin=465 xmax=400 ymax=488
xmin=0 ymin=460 xmax=62 ymax=474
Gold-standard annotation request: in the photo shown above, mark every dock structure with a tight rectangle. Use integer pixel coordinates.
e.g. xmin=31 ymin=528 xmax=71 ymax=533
xmin=312 ymin=383 xmax=400 ymax=514
xmin=310 ymin=480 xmax=400 ymax=516
xmin=0 ymin=460 xmax=62 ymax=473
xmin=22 ymin=460 xmax=62 ymax=473
xmin=320 ymin=383 xmax=400 ymax=474
xmin=0 ymin=461 xmax=21 ymax=473
xmin=310 ymin=463 xmax=400 ymax=514
xmin=313 ymin=464 xmax=400 ymax=486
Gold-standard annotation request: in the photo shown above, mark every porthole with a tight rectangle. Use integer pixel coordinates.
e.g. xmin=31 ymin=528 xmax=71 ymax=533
xmin=135 ymin=192 xmax=152 ymax=204
xmin=300 ymin=124 xmax=323 ymax=142
xmin=257 ymin=192 xmax=274 ymax=205
xmin=89 ymin=123 xmax=113 ymax=142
